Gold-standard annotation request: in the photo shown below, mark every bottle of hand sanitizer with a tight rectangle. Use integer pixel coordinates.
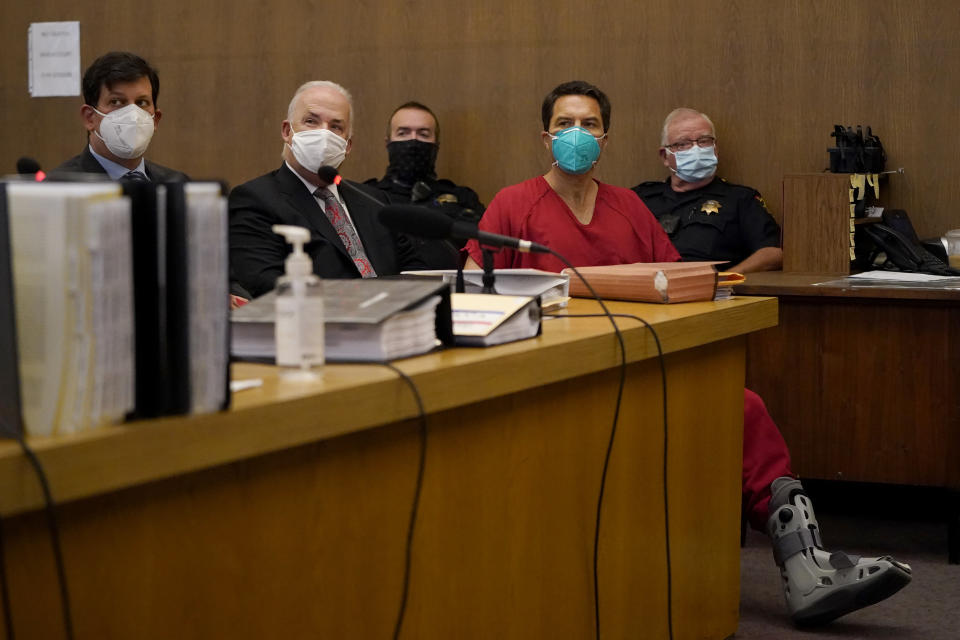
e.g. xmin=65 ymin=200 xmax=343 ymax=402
xmin=272 ymin=224 xmax=324 ymax=380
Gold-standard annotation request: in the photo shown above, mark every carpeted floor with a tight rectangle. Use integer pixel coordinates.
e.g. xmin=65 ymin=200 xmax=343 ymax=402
xmin=736 ymin=483 xmax=960 ymax=639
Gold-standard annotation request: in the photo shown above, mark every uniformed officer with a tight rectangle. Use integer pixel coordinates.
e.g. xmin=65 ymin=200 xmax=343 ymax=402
xmin=633 ymin=108 xmax=783 ymax=273
xmin=366 ymin=101 xmax=485 ymax=268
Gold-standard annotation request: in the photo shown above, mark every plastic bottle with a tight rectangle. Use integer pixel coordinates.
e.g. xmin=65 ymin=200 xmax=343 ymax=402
xmin=272 ymin=224 xmax=324 ymax=380
xmin=944 ymin=229 xmax=960 ymax=269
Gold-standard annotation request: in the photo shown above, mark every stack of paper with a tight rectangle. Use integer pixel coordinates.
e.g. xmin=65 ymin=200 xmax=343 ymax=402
xmin=326 ymin=295 xmax=441 ymax=361
xmin=184 ymin=183 xmax=230 ymax=414
xmin=6 ymin=182 xmax=134 ymax=436
xmin=231 ymin=279 xmax=452 ymax=363
xmin=451 ymin=293 xmax=541 ymax=347
xmin=715 ymin=271 xmax=745 ymax=300
xmin=403 ymin=268 xmax=570 ymax=308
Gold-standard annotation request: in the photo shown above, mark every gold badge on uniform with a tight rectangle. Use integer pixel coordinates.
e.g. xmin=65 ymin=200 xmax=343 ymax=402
xmin=700 ymin=200 xmax=721 ymax=215
xmin=435 ymin=194 xmax=459 ymax=204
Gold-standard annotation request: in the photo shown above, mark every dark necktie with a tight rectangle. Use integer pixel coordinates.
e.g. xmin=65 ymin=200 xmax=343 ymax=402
xmin=121 ymin=170 xmax=148 ymax=182
xmin=315 ymin=187 xmax=376 ymax=277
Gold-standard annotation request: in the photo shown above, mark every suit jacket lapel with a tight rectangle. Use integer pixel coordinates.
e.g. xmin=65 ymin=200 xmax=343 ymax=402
xmin=80 ymin=147 xmax=109 ymax=174
xmin=144 ymin=160 xmax=162 ymax=181
xmin=275 ymin=164 xmax=351 ymax=261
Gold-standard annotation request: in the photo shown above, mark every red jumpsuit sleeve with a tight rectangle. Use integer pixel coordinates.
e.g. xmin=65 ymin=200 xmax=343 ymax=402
xmin=651 ymin=220 xmax=682 ymax=262
xmin=465 ymin=189 xmax=514 ymax=268
xmin=629 ymin=192 xmax=682 ymax=263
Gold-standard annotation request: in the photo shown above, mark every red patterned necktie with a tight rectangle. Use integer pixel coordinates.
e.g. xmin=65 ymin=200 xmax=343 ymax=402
xmin=315 ymin=187 xmax=376 ymax=277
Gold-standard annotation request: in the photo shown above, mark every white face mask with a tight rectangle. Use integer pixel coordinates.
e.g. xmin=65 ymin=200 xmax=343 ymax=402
xmin=666 ymin=144 xmax=718 ymax=183
xmin=93 ymin=104 xmax=156 ymax=159
xmin=288 ymin=127 xmax=348 ymax=173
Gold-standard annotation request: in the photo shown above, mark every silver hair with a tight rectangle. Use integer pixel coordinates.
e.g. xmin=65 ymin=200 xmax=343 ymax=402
xmin=660 ymin=108 xmax=715 ymax=146
xmin=286 ymin=80 xmax=354 ymax=137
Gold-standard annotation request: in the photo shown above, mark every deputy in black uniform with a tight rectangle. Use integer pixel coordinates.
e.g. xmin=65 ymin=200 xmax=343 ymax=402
xmin=366 ymin=101 xmax=485 ymax=269
xmin=632 ymin=108 xmax=782 ymax=273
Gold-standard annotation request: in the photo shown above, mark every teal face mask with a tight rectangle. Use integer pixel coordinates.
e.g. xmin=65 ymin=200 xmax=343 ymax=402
xmin=548 ymin=126 xmax=604 ymax=175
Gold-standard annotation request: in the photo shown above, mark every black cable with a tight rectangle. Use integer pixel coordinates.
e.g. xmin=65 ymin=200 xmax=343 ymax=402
xmin=0 ymin=512 xmax=15 ymax=639
xmin=544 ymin=310 xmax=672 ymax=640
xmin=0 ymin=423 xmax=74 ymax=640
xmin=377 ymin=362 xmax=428 ymax=640
xmin=541 ymin=250 xmax=634 ymax=640
xmin=17 ymin=435 xmax=74 ymax=640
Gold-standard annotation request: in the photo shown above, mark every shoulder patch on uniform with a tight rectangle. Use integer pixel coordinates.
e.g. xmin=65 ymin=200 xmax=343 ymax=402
xmin=754 ymin=194 xmax=770 ymax=211
xmin=435 ymin=193 xmax=458 ymax=204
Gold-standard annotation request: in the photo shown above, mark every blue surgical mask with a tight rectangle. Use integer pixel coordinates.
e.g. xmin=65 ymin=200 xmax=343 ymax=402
xmin=668 ymin=145 xmax=718 ymax=183
xmin=548 ymin=126 xmax=604 ymax=175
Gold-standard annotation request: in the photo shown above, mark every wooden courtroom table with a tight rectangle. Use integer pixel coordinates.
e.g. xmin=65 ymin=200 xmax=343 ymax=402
xmin=734 ymin=271 xmax=960 ymax=562
xmin=0 ymin=296 xmax=777 ymax=639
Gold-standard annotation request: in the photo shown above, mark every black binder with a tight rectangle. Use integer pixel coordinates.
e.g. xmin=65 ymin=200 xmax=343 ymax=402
xmin=124 ymin=181 xmax=169 ymax=418
xmin=0 ymin=184 xmax=24 ymax=437
xmin=126 ymin=181 xmax=230 ymax=418
xmin=162 ymin=183 xmax=192 ymax=415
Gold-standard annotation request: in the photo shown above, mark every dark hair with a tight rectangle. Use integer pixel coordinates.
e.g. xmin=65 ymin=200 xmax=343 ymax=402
xmin=82 ymin=51 xmax=160 ymax=107
xmin=387 ymin=101 xmax=440 ymax=144
xmin=540 ymin=80 xmax=611 ymax=132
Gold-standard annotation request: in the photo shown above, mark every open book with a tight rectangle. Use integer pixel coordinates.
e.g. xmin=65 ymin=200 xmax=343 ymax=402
xmin=562 ymin=262 xmax=721 ymax=303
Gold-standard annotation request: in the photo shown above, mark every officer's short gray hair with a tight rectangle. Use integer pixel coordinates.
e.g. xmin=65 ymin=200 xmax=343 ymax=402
xmin=660 ymin=108 xmax=715 ymax=146
xmin=287 ymin=80 xmax=354 ymax=137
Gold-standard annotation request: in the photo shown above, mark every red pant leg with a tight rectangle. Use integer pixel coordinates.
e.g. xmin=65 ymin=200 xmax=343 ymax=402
xmin=743 ymin=388 xmax=793 ymax=531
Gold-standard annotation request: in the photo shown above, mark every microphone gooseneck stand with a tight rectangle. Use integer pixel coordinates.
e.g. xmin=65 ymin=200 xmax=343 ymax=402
xmin=480 ymin=248 xmax=496 ymax=294
xmin=455 ymin=254 xmax=466 ymax=293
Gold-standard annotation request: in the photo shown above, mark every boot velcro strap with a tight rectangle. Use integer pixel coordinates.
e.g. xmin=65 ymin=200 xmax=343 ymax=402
xmin=772 ymin=527 xmax=822 ymax=566
xmin=829 ymin=551 xmax=861 ymax=569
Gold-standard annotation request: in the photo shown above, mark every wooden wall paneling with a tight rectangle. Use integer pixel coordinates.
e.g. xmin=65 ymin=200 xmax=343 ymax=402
xmin=782 ymin=173 xmax=854 ymax=273
xmin=2 ymin=2 xmax=960 ymax=233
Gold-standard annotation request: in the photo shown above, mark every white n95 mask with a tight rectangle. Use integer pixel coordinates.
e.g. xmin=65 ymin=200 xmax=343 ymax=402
xmin=93 ymin=104 xmax=156 ymax=159
xmin=288 ymin=128 xmax=348 ymax=173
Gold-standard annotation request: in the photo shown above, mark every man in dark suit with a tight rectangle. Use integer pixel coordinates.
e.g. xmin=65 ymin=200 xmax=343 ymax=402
xmin=229 ymin=81 xmax=422 ymax=299
xmin=51 ymin=51 xmax=188 ymax=182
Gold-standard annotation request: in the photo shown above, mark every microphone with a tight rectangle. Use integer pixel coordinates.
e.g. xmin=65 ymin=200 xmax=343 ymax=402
xmin=316 ymin=165 xmax=390 ymax=209
xmin=16 ymin=157 xmax=45 ymax=181
xmin=379 ymin=205 xmax=550 ymax=254
xmin=316 ymin=165 xmax=341 ymax=186
xmin=16 ymin=157 xmax=41 ymax=174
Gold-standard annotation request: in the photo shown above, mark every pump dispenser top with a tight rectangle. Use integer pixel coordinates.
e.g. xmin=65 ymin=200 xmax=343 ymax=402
xmin=272 ymin=224 xmax=312 ymax=278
